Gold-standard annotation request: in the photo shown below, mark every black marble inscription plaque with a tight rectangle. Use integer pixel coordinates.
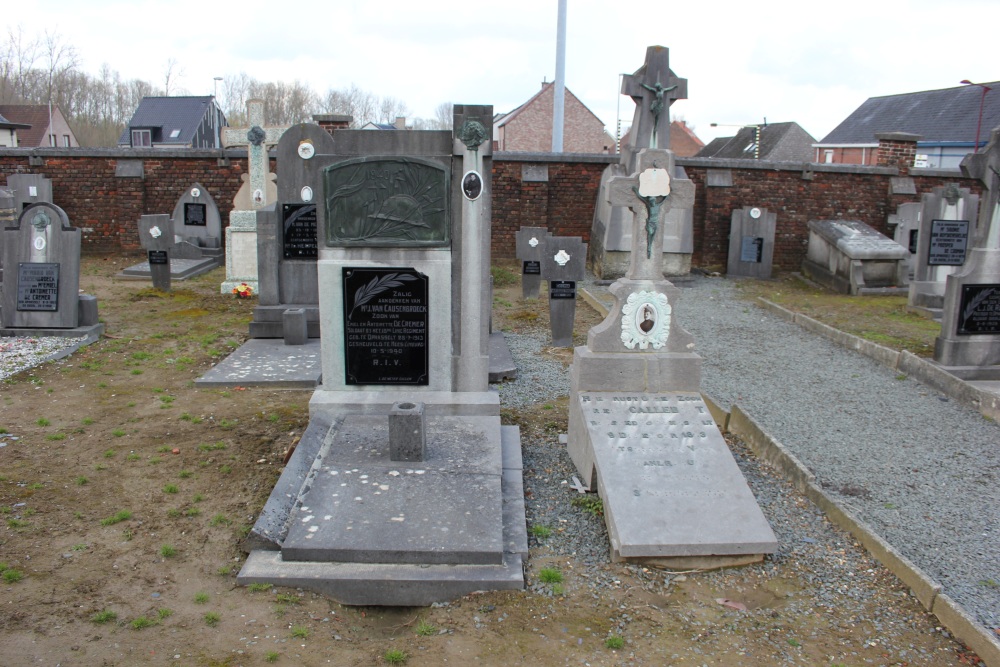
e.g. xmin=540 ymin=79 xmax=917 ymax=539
xmin=282 ymin=203 xmax=318 ymax=259
xmin=740 ymin=236 xmax=763 ymax=263
xmin=523 ymin=260 xmax=541 ymax=275
xmin=908 ymin=229 xmax=919 ymax=255
xmin=184 ymin=202 xmax=207 ymax=227
xmin=147 ymin=250 xmax=168 ymax=265
xmin=343 ymin=267 xmax=428 ymax=385
xmin=325 ymin=157 xmax=449 ymax=247
xmin=928 ymin=219 xmax=969 ymax=266
xmin=550 ymin=280 xmax=576 ymax=300
xmin=16 ymin=262 xmax=59 ymax=312
xmin=958 ymin=284 xmax=1000 ymax=335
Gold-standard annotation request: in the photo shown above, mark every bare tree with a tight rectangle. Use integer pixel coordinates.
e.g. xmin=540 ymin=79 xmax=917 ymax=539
xmin=2 ymin=25 xmax=40 ymax=103
xmin=433 ymin=102 xmax=453 ymax=130
xmin=376 ymin=96 xmax=409 ymax=124
xmin=163 ymin=57 xmax=183 ymax=96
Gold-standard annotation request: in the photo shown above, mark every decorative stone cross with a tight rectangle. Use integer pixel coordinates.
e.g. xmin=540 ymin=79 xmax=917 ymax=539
xmin=609 ymin=149 xmax=695 ymax=280
xmin=962 ymin=127 xmax=1000 ymax=247
xmin=622 ymin=46 xmax=687 ymax=150
xmin=221 ymin=99 xmax=287 ymax=210
xmin=621 ymin=46 xmax=687 ymax=151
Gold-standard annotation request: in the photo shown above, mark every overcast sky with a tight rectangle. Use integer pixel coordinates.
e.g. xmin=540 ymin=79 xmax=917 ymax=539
xmin=13 ymin=0 xmax=1000 ymax=144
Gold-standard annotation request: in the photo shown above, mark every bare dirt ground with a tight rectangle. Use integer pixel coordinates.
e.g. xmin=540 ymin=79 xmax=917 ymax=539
xmin=0 ymin=256 xmax=985 ymax=666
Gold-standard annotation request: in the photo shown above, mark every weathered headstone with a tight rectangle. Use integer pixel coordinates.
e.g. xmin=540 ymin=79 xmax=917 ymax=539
xmin=6 ymin=174 xmax=53 ymax=212
xmin=590 ymin=46 xmax=696 ymax=279
xmin=515 ymin=226 xmax=550 ymax=299
xmin=138 ymin=214 xmax=173 ymax=291
xmin=169 ymin=183 xmax=223 ymax=266
xmin=802 ymin=219 xmax=909 ymax=294
xmin=250 ymin=123 xmax=337 ymax=341
xmin=727 ymin=206 xmax=776 ymax=279
xmin=934 ymin=128 xmax=1000 ymax=370
xmin=1 ymin=202 xmax=100 ymax=335
xmin=908 ymin=184 xmax=979 ymax=318
xmin=238 ymin=106 xmax=527 ymax=605
xmin=220 ymin=99 xmax=287 ymax=295
xmin=887 ymin=201 xmax=922 ymax=281
xmin=540 ymin=236 xmax=586 ymax=346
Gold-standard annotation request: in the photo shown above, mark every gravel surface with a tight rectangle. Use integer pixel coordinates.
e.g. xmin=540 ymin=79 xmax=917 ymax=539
xmin=0 ymin=336 xmax=82 ymax=381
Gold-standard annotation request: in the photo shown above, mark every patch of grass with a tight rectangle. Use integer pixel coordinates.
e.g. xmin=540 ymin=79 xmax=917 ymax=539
xmin=2 ymin=568 xmax=24 ymax=583
xmin=46 ymin=432 xmax=66 ymax=441
xmin=217 ymin=565 xmax=232 ymax=576
xmin=156 ymin=445 xmax=172 ymax=453
xmin=166 ymin=508 xmax=182 ymax=518
xmin=112 ymin=428 xmax=126 ymax=438
xmin=180 ymin=412 xmax=203 ymax=423
xmin=219 ymin=464 xmax=232 ymax=474
xmin=787 ymin=638 xmax=801 ymax=647
xmin=100 ymin=510 xmax=132 ymax=526
xmin=203 ymin=611 xmax=221 ymax=626
xmin=94 ymin=463 xmax=108 ymax=471
xmin=157 ymin=607 xmax=173 ymax=619
xmin=125 ymin=452 xmax=139 ymax=461
xmin=193 ymin=493 xmax=205 ymax=503
xmin=275 ymin=593 xmax=299 ymax=605
xmin=415 ymin=619 xmax=437 ymax=636
xmin=36 ymin=418 xmax=51 ymax=427
xmin=75 ymin=476 xmax=88 ymax=486
xmin=72 ymin=543 xmax=87 ymax=551
xmin=7 ymin=518 xmax=29 ymax=529
xmin=198 ymin=441 xmax=227 ymax=452
xmin=27 ymin=482 xmax=43 ymax=490
xmin=604 ymin=635 xmax=625 ymax=649
xmin=538 ymin=567 xmax=563 ymax=584
xmin=218 ymin=419 xmax=237 ymax=430
xmin=184 ymin=507 xmax=201 ymax=517
xmin=178 ymin=470 xmax=193 ymax=479
xmin=163 ymin=484 xmax=179 ymax=494
xmin=160 ymin=544 xmax=177 ymax=558
xmin=103 ymin=449 xmax=116 ymax=458
xmin=290 ymin=625 xmax=309 ymax=638
xmin=82 ymin=417 xmax=94 ymax=425
xmin=265 ymin=651 xmax=279 ymax=663
xmin=91 ymin=609 xmax=117 ymax=624
xmin=383 ymin=648 xmax=408 ymax=664
xmin=267 ymin=413 xmax=280 ymax=423
xmin=490 ymin=264 xmax=518 ymax=287
xmin=980 ymin=579 xmax=998 ymax=588
xmin=194 ymin=592 xmax=209 ymax=604
xmin=247 ymin=582 xmax=270 ymax=592
xmin=529 ymin=524 xmax=552 ymax=539
xmin=209 ymin=513 xmax=231 ymax=527
xmin=130 ymin=369 xmax=143 ymax=376
xmin=149 ymin=456 xmax=162 ymax=465
xmin=130 ymin=616 xmax=156 ymax=630
xmin=571 ymin=494 xmax=604 ymax=517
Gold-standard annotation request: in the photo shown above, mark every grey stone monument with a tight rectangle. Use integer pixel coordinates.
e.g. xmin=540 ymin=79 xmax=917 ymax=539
xmin=887 ymin=201 xmax=922 ymax=282
xmin=726 ymin=206 xmax=776 ymax=279
xmin=138 ymin=214 xmax=173 ymax=291
xmin=934 ymin=128 xmax=1000 ymax=371
xmin=802 ymin=219 xmax=909 ymax=295
xmin=908 ymin=184 xmax=979 ymax=318
xmin=590 ymin=46 xmax=695 ymax=279
xmin=568 ymin=135 xmax=776 ymax=566
xmin=6 ymin=174 xmax=53 ymax=213
xmin=515 ymin=225 xmax=551 ymax=299
xmin=1 ymin=202 xmax=101 ymax=337
xmin=169 ymin=183 xmax=223 ymax=267
xmin=540 ymin=235 xmax=586 ymax=346
xmin=220 ymin=99 xmax=287 ymax=295
xmin=238 ymin=105 xmax=527 ymax=605
xmin=250 ymin=122 xmax=337 ymax=341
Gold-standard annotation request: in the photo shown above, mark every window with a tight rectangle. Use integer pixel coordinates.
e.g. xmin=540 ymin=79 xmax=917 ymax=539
xmin=63 ymin=134 xmax=71 ymax=147
xmin=824 ymin=150 xmax=834 ymax=163
xmin=169 ymin=129 xmax=181 ymax=139
xmin=49 ymin=134 xmax=56 ymax=146
xmin=132 ymin=129 xmax=151 ymax=147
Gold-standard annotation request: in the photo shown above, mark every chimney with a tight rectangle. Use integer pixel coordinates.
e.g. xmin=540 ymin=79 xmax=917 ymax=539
xmin=312 ymin=114 xmax=352 ymax=135
xmin=875 ymin=131 xmax=922 ymax=173
xmin=394 ymin=116 xmax=407 ymax=130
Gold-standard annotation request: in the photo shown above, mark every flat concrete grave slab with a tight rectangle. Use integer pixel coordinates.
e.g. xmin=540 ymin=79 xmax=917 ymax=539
xmin=579 ymin=391 xmax=777 ymax=561
xmin=488 ymin=331 xmax=517 ymax=382
xmin=118 ymin=257 xmax=219 ymax=281
xmin=282 ymin=414 xmax=504 ymax=565
xmin=195 ymin=338 xmax=321 ymax=388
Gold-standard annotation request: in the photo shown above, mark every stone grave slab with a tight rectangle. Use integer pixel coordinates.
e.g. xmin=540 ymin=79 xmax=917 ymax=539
xmin=119 ymin=256 xmax=220 ymax=281
xmin=727 ymin=206 xmax=775 ymax=279
xmin=578 ymin=391 xmax=776 ymax=562
xmin=195 ymin=338 xmax=322 ymax=388
xmin=803 ymin=219 xmax=909 ymax=294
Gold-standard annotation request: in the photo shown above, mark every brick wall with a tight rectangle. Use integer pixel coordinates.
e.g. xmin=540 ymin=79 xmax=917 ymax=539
xmin=0 ymin=147 xmax=983 ymax=271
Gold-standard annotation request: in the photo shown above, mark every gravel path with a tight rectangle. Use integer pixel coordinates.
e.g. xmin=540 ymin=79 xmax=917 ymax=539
xmin=667 ymin=275 xmax=1000 ymax=634
xmin=0 ymin=336 xmax=84 ymax=381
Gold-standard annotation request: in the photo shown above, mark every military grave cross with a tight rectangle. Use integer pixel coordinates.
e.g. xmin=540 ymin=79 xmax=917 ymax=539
xmin=221 ymin=99 xmax=287 ymax=210
xmin=609 ymin=149 xmax=694 ymax=281
xmin=621 ymin=46 xmax=687 ymax=151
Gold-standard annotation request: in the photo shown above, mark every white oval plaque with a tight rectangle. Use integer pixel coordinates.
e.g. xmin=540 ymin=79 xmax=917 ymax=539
xmin=298 ymin=141 xmax=315 ymax=159
xmin=621 ymin=291 xmax=671 ymax=350
xmin=190 ymin=187 xmax=201 ymax=198
xmin=750 ymin=207 xmax=762 ymax=219
xmin=33 ymin=236 xmax=46 ymax=251
xmin=301 ymin=186 xmax=313 ymax=202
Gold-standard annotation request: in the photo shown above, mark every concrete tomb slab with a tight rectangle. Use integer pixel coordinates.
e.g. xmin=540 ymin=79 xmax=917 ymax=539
xmin=803 ymin=219 xmax=909 ymax=295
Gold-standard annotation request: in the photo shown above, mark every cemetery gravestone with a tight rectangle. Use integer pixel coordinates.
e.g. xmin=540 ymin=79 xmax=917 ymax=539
xmin=1 ymin=202 xmax=100 ymax=335
xmin=238 ymin=106 xmax=527 ymax=605
xmin=515 ymin=226 xmax=550 ymax=299
xmin=909 ymin=184 xmax=979 ymax=318
xmin=802 ymin=219 xmax=909 ymax=295
xmin=590 ymin=46 xmax=696 ymax=279
xmin=887 ymin=202 xmax=922 ymax=282
xmin=169 ymin=183 xmax=223 ymax=267
xmin=935 ymin=128 xmax=1000 ymax=371
xmin=138 ymin=214 xmax=173 ymax=291
xmin=727 ymin=206 xmax=776 ymax=279
xmin=568 ymin=84 xmax=775 ymax=571
xmin=540 ymin=236 xmax=586 ymax=346
xmin=6 ymin=173 xmax=53 ymax=212
xmin=221 ymin=99 xmax=287 ymax=295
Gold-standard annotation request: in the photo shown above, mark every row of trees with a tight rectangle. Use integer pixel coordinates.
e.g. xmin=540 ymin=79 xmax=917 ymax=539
xmin=0 ymin=27 xmax=450 ymax=147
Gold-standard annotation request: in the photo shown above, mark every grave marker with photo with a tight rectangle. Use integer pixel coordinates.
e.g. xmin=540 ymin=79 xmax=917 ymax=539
xmin=726 ymin=206 xmax=775 ymax=279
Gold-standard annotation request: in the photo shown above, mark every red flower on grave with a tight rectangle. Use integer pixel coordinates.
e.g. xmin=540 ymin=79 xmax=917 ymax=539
xmin=232 ymin=283 xmax=253 ymax=299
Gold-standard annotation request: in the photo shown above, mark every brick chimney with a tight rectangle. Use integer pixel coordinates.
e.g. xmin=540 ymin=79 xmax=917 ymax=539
xmin=394 ymin=116 xmax=407 ymax=130
xmin=875 ymin=131 xmax=922 ymax=173
xmin=312 ymin=114 xmax=353 ymax=135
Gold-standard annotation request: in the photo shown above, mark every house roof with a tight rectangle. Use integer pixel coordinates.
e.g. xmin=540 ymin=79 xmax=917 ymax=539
xmin=695 ymin=122 xmax=816 ymax=161
xmin=0 ymin=110 xmax=31 ymax=131
xmin=0 ymin=105 xmax=52 ymax=146
xmin=819 ymin=82 xmax=1000 ymax=145
xmin=118 ymin=96 xmax=219 ymax=145
xmin=496 ymin=82 xmax=607 ymax=129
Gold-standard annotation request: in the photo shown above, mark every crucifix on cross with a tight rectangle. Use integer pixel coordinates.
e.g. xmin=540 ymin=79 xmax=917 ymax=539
xmin=609 ymin=149 xmax=695 ymax=281
xmin=621 ymin=46 xmax=687 ymax=152
xmin=221 ymin=99 xmax=287 ymax=210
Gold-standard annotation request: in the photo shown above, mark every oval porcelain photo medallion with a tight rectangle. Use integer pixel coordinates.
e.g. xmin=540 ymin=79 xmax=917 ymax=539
xmin=620 ymin=290 xmax=671 ymax=350
xmin=462 ymin=170 xmax=483 ymax=201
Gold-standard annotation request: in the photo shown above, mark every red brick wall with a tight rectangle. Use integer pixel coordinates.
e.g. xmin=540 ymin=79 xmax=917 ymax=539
xmin=0 ymin=148 xmax=983 ymax=271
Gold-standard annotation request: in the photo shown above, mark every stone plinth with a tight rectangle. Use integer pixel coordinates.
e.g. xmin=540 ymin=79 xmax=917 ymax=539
xmin=803 ymin=219 xmax=909 ymax=295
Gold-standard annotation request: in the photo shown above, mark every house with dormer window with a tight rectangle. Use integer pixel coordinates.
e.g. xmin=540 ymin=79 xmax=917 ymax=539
xmin=118 ymin=96 xmax=227 ymax=149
